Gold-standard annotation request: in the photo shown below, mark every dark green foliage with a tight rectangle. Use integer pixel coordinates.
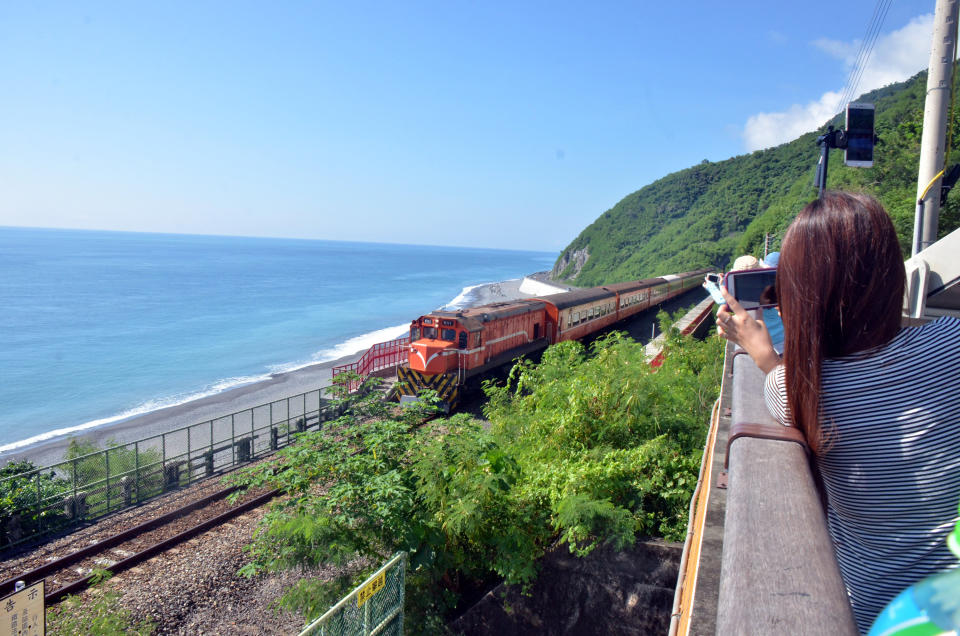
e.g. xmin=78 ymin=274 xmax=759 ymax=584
xmin=230 ymin=316 xmax=723 ymax=631
xmin=557 ymin=69 xmax=960 ymax=284
xmin=0 ymin=460 xmax=71 ymax=545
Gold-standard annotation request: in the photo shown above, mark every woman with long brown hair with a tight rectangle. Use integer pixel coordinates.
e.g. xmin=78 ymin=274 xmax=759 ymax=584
xmin=717 ymin=191 xmax=960 ymax=632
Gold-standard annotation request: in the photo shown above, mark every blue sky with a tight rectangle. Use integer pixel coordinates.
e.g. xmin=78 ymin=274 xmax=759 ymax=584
xmin=0 ymin=1 xmax=936 ymax=251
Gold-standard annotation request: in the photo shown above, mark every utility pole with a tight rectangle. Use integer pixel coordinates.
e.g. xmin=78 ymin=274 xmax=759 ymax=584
xmin=913 ymin=0 xmax=959 ymax=256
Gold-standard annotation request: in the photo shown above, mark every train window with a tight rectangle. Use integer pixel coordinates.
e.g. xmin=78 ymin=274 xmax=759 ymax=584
xmin=441 ymin=320 xmax=454 ymax=326
xmin=424 ymin=326 xmax=437 ymax=339
xmin=458 ymin=331 xmax=468 ymax=348
xmin=423 ymin=318 xmax=433 ymax=325
xmin=442 ymin=328 xmax=456 ymax=341
xmin=476 ymin=333 xmax=482 ymax=346
xmin=411 ymin=327 xmax=420 ymax=341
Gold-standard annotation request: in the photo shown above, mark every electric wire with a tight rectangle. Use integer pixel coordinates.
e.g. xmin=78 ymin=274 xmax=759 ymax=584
xmin=838 ymin=0 xmax=891 ymax=108
xmin=838 ymin=0 xmax=894 ymax=111
xmin=838 ymin=0 xmax=885 ymax=108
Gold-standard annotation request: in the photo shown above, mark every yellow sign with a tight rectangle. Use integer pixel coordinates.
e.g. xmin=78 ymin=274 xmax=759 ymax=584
xmin=356 ymin=571 xmax=385 ymax=608
xmin=0 ymin=581 xmax=44 ymax=636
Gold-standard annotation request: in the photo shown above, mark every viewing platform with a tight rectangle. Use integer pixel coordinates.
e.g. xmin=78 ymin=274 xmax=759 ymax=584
xmin=675 ymin=226 xmax=960 ymax=634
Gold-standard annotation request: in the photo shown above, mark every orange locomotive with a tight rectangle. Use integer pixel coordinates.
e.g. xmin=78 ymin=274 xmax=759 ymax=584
xmin=396 ymin=269 xmax=711 ymax=409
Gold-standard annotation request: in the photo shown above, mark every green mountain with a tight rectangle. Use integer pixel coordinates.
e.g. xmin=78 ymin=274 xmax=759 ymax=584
xmin=554 ymin=69 xmax=960 ymax=286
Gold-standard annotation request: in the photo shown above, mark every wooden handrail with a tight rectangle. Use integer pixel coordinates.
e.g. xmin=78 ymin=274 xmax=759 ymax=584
xmin=716 ymin=351 xmax=857 ymax=634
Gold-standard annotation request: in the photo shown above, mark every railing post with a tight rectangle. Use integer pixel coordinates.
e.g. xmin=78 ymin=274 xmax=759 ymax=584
xmin=187 ymin=427 xmax=192 ymax=484
xmin=363 ymin=590 xmax=370 ymax=634
xmin=105 ymin=450 xmax=110 ymax=512
xmin=231 ymin=414 xmax=236 ymax=467
xmin=135 ymin=441 xmax=140 ymax=503
xmin=35 ymin=474 xmax=42 ymax=534
xmin=72 ymin=459 xmax=78 ymax=512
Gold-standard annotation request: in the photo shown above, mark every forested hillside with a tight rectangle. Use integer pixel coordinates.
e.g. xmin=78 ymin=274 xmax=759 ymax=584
xmin=554 ymin=69 xmax=960 ymax=286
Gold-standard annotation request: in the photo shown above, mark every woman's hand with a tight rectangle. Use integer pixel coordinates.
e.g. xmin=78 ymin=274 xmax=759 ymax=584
xmin=717 ymin=286 xmax=781 ymax=374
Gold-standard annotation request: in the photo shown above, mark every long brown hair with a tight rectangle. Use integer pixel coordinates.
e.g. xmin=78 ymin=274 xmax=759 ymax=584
xmin=776 ymin=191 xmax=905 ymax=453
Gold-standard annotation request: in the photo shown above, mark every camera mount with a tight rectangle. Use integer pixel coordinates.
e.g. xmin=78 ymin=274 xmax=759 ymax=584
xmin=815 ymin=126 xmax=847 ymax=198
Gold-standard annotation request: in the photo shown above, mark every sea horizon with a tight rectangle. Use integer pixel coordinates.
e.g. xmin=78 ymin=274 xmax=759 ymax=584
xmin=0 ymin=226 xmax=555 ymax=457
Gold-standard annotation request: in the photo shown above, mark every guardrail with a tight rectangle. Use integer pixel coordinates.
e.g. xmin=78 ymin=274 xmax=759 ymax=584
xmin=299 ymin=552 xmax=406 ymax=636
xmin=331 ymin=336 xmax=410 ymax=391
xmin=0 ymin=388 xmax=344 ymax=552
xmin=715 ymin=349 xmax=857 ymax=634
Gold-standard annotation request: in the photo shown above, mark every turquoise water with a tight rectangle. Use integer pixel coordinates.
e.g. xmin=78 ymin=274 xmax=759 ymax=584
xmin=0 ymin=227 xmax=555 ymax=451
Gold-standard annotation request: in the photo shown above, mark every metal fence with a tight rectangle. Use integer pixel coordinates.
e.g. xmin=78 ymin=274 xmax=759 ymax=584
xmin=0 ymin=388 xmax=344 ymax=552
xmin=332 ymin=336 xmax=410 ymax=392
xmin=299 ymin=552 xmax=406 ymax=636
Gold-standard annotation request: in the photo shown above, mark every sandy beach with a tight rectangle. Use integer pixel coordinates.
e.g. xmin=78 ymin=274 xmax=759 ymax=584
xmin=2 ymin=274 xmax=561 ymax=468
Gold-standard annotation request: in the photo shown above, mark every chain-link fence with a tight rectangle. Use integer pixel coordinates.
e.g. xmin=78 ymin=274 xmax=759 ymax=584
xmin=299 ymin=552 xmax=406 ymax=636
xmin=0 ymin=388 xmax=343 ymax=551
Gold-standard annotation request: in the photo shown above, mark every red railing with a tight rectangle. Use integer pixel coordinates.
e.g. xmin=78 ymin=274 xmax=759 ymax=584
xmin=331 ymin=336 xmax=411 ymax=391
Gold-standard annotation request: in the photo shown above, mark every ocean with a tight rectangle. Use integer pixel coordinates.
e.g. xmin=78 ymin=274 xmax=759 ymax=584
xmin=0 ymin=227 xmax=555 ymax=453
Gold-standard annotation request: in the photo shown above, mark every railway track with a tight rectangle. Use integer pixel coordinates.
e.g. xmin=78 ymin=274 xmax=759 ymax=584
xmin=0 ymin=484 xmax=277 ymax=604
xmin=0 ymin=388 xmax=470 ymax=612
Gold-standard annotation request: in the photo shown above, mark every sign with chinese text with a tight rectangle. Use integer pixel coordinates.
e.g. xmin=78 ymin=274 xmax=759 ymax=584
xmin=0 ymin=581 xmax=44 ymax=636
xmin=356 ymin=571 xmax=385 ymax=608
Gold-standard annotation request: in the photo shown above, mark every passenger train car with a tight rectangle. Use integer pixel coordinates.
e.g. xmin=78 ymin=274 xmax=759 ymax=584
xmin=396 ymin=268 xmax=711 ymax=409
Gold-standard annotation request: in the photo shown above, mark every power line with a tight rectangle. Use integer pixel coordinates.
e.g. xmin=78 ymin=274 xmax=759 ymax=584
xmin=838 ymin=0 xmax=888 ymax=107
xmin=838 ymin=0 xmax=894 ymax=110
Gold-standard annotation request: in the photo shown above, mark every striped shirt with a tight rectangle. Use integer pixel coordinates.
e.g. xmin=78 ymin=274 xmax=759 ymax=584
xmin=764 ymin=316 xmax=960 ymax=634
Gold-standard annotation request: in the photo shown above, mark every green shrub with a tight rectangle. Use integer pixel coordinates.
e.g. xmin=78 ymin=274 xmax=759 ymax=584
xmin=231 ymin=312 xmax=723 ymax=631
xmin=47 ymin=569 xmax=154 ymax=635
xmin=0 ymin=460 xmax=71 ymax=546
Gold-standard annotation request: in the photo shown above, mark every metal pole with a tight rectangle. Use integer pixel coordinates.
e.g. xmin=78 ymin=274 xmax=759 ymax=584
xmin=817 ymin=135 xmax=830 ymax=198
xmin=915 ymin=0 xmax=960 ymax=255
xmin=105 ymin=450 xmax=110 ymax=512
xmin=36 ymin=475 xmax=42 ymax=533
xmin=135 ymin=441 xmax=140 ymax=502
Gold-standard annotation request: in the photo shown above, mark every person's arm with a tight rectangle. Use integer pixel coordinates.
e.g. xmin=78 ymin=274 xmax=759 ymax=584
xmin=716 ymin=285 xmax=781 ymax=374
xmin=763 ymin=364 xmax=792 ymax=425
